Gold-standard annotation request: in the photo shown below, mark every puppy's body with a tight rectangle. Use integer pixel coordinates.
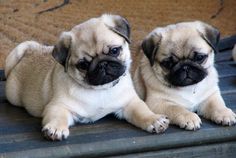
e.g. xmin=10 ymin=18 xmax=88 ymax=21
xmin=5 ymin=15 xmax=169 ymax=140
xmin=133 ymin=21 xmax=236 ymax=130
xmin=135 ymin=55 xmax=219 ymax=112
xmin=7 ymin=43 xmax=136 ymax=121
xmin=6 ymin=43 xmax=54 ymax=116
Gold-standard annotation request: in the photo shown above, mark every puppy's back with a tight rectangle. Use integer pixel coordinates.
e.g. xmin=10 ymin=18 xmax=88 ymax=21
xmin=5 ymin=41 xmax=55 ymax=116
xmin=5 ymin=41 xmax=53 ymax=77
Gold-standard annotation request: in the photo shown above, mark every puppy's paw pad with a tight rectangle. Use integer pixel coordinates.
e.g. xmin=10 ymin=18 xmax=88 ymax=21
xmin=146 ymin=115 xmax=169 ymax=133
xmin=42 ymin=124 xmax=69 ymax=141
xmin=176 ymin=112 xmax=201 ymax=130
xmin=212 ymin=108 xmax=236 ymax=126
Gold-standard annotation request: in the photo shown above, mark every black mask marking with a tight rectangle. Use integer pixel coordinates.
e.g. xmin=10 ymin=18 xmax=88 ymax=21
xmin=167 ymin=60 xmax=207 ymax=87
xmin=86 ymin=55 xmax=126 ymax=86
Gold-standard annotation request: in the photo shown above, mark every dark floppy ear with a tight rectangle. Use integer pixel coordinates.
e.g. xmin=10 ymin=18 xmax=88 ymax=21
xmin=141 ymin=33 xmax=162 ymax=66
xmin=52 ymin=32 xmax=72 ymax=71
xmin=103 ymin=14 xmax=131 ymax=43
xmin=198 ymin=22 xmax=220 ymax=53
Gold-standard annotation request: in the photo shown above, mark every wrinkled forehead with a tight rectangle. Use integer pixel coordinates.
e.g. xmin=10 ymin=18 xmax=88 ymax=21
xmin=160 ymin=28 xmax=212 ymax=57
xmin=71 ymin=18 xmax=125 ymax=49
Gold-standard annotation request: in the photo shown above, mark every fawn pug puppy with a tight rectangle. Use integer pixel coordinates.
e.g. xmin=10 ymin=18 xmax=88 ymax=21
xmin=5 ymin=14 xmax=169 ymax=141
xmin=133 ymin=21 xmax=236 ymax=130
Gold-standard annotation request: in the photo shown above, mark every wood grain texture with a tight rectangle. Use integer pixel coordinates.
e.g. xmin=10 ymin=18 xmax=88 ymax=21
xmin=110 ymin=142 xmax=236 ymax=158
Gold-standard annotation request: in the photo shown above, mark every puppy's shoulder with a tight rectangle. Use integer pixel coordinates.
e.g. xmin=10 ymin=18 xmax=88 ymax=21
xmin=131 ymin=46 xmax=149 ymax=100
xmin=130 ymin=41 xmax=143 ymax=75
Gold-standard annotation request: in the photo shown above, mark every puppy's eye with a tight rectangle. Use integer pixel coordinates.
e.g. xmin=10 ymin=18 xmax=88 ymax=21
xmin=108 ymin=46 xmax=122 ymax=57
xmin=76 ymin=59 xmax=90 ymax=71
xmin=160 ymin=57 xmax=175 ymax=70
xmin=193 ymin=52 xmax=208 ymax=64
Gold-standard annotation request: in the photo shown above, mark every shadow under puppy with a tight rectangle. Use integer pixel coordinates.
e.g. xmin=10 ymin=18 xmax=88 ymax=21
xmin=133 ymin=21 xmax=236 ymax=130
xmin=5 ymin=14 xmax=169 ymax=141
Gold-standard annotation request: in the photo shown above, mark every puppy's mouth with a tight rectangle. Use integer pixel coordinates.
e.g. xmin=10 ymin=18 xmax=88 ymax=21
xmin=86 ymin=55 xmax=126 ymax=86
xmin=167 ymin=62 xmax=207 ymax=87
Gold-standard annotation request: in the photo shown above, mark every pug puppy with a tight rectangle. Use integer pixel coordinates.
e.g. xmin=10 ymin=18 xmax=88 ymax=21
xmin=133 ymin=21 xmax=236 ymax=130
xmin=5 ymin=14 xmax=169 ymax=141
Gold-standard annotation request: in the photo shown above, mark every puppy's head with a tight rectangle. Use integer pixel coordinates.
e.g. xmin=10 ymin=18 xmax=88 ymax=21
xmin=142 ymin=21 xmax=220 ymax=87
xmin=52 ymin=14 xmax=131 ymax=89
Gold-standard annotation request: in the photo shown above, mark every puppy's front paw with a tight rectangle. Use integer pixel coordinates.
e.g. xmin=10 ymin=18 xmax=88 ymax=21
xmin=42 ymin=123 xmax=69 ymax=141
xmin=212 ymin=108 xmax=236 ymax=126
xmin=146 ymin=114 xmax=169 ymax=133
xmin=175 ymin=112 xmax=201 ymax=130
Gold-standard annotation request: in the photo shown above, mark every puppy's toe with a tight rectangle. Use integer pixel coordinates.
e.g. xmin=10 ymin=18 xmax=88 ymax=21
xmin=146 ymin=114 xmax=169 ymax=133
xmin=42 ymin=124 xmax=69 ymax=141
xmin=176 ymin=112 xmax=201 ymax=131
xmin=212 ymin=108 xmax=236 ymax=126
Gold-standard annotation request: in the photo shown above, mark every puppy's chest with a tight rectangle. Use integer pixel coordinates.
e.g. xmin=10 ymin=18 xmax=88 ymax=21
xmin=176 ymin=86 xmax=206 ymax=110
xmin=69 ymin=86 xmax=130 ymax=123
xmin=173 ymin=82 xmax=216 ymax=111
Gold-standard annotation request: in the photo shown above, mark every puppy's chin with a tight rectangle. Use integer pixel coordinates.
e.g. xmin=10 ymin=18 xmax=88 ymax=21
xmin=166 ymin=62 xmax=207 ymax=87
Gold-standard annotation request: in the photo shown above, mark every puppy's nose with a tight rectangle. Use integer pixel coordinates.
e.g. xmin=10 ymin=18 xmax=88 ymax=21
xmin=183 ymin=65 xmax=189 ymax=72
xmin=99 ymin=61 xmax=108 ymax=68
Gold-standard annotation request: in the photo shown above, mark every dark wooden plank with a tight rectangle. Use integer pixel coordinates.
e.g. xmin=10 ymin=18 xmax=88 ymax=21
xmin=0 ymin=81 xmax=6 ymax=102
xmin=1 ymin=127 xmax=236 ymax=158
xmin=215 ymin=50 xmax=233 ymax=63
xmin=216 ymin=62 xmax=236 ymax=78
xmin=219 ymin=35 xmax=236 ymax=51
xmin=0 ymin=70 xmax=5 ymax=81
xmin=219 ymin=76 xmax=236 ymax=94
xmin=111 ymin=142 xmax=236 ymax=158
xmin=222 ymin=93 xmax=236 ymax=110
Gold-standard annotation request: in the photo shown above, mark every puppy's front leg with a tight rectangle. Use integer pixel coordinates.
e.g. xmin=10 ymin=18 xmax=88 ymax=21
xmin=121 ymin=97 xmax=169 ymax=133
xmin=198 ymin=91 xmax=236 ymax=126
xmin=149 ymin=100 xmax=202 ymax=130
xmin=42 ymin=103 xmax=73 ymax=141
